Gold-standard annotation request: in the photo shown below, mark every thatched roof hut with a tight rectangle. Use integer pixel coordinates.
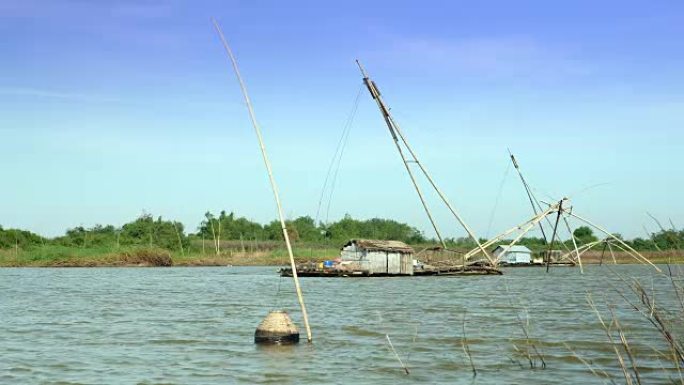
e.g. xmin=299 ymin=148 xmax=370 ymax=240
xmin=340 ymin=239 xmax=414 ymax=275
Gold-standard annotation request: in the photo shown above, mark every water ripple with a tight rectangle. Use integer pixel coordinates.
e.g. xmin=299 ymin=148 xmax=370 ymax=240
xmin=0 ymin=265 xmax=680 ymax=384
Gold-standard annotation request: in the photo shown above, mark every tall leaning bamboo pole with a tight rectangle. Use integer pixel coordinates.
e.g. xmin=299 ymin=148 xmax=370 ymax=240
xmin=212 ymin=19 xmax=312 ymax=342
xmin=356 ymin=60 xmax=492 ymax=264
xmin=355 ymin=61 xmax=446 ymax=249
xmin=509 ymin=150 xmax=549 ymax=243
xmin=391 ymin=114 xmax=493 ymax=263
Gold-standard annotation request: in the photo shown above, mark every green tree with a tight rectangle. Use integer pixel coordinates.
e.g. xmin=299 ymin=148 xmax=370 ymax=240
xmin=0 ymin=227 xmax=45 ymax=249
xmin=290 ymin=216 xmax=322 ymax=242
xmin=119 ymin=213 xmax=188 ymax=250
xmin=573 ymin=226 xmax=598 ymax=245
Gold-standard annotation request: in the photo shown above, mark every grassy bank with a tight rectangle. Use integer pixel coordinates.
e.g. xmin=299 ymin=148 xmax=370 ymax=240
xmin=579 ymin=250 xmax=684 ymax=264
xmin=0 ymin=244 xmax=339 ymax=267
xmin=1 ymin=243 xmax=684 ymax=267
xmin=0 ymin=246 xmax=174 ymax=267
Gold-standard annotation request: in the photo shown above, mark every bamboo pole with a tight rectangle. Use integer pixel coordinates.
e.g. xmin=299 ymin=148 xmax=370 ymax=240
xmin=599 ymin=240 xmax=607 ymax=266
xmin=498 ymin=221 xmax=543 ymax=263
xmin=605 ymin=240 xmax=649 ymax=265
xmin=558 ymin=238 xmax=604 ymax=264
xmin=463 ymin=203 xmax=558 ymax=261
xmin=508 ymin=151 xmax=572 ymax=254
xmin=546 ymin=200 xmax=564 ymax=273
xmin=385 ymin=334 xmax=410 ymax=375
xmin=607 ymin=242 xmax=617 ymax=264
xmin=567 ymin=211 xmax=661 ymax=272
xmin=355 ymin=61 xmax=446 ymax=249
xmin=562 ymin=217 xmax=583 ymax=273
xmin=390 ymin=117 xmax=491 ymax=261
xmin=482 ymin=205 xmax=560 ymax=266
xmin=212 ymin=19 xmax=312 ymax=343
xmin=356 ymin=60 xmax=492 ymax=263
xmin=509 ymin=150 xmax=549 ymax=244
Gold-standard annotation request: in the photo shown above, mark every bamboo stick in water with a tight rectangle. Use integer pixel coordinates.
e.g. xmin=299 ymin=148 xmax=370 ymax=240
xmin=212 ymin=19 xmax=312 ymax=342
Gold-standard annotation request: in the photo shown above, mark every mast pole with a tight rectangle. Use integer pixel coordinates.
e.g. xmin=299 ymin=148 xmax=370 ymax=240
xmin=546 ymin=199 xmax=564 ymax=273
xmin=355 ymin=60 xmax=446 ymax=249
xmin=213 ymin=19 xmax=312 ymax=343
xmin=508 ymin=150 xmax=549 ymax=243
xmin=356 ymin=60 xmax=492 ymax=264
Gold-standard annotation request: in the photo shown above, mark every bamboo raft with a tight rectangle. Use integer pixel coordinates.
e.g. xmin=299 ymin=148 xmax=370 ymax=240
xmin=280 ymin=263 xmax=502 ymax=277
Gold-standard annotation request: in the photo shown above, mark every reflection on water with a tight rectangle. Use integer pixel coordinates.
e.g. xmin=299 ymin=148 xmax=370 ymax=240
xmin=0 ymin=265 xmax=681 ymax=384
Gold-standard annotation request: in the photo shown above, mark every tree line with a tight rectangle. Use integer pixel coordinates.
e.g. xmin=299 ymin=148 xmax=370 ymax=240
xmin=0 ymin=211 xmax=682 ymax=253
xmin=0 ymin=212 xmax=426 ymax=252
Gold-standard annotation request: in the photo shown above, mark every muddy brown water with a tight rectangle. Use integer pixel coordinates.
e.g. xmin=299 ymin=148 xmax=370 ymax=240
xmin=1 ymin=265 xmax=681 ymax=384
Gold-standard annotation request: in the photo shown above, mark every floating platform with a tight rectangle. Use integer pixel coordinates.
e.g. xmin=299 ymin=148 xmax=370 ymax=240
xmin=280 ymin=263 xmax=502 ymax=277
xmin=499 ymin=262 xmax=576 ymax=268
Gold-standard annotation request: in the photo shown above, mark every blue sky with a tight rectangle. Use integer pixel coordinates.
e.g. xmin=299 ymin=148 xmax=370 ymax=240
xmin=0 ymin=0 xmax=682 ymax=239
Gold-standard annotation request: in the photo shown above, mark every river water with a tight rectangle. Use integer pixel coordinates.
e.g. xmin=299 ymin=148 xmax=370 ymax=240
xmin=1 ymin=265 xmax=681 ymax=384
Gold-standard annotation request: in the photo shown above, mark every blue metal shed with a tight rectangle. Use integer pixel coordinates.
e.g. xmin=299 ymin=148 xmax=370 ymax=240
xmin=493 ymin=245 xmax=532 ymax=264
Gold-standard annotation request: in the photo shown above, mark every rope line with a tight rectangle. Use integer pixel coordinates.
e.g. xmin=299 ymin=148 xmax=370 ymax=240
xmin=325 ymin=87 xmax=362 ymax=225
xmin=314 ymin=84 xmax=363 ymax=227
xmin=485 ymin=162 xmax=511 ymax=239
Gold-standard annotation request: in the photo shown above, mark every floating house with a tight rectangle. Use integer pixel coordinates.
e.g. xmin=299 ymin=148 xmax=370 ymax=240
xmin=339 ymin=239 xmax=414 ymax=276
xmin=493 ymin=245 xmax=532 ymax=265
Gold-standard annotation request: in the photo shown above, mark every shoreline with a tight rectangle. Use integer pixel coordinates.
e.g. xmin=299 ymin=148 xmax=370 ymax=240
xmin=2 ymin=247 xmax=683 ymax=268
xmin=2 ymin=256 xmax=683 ymax=268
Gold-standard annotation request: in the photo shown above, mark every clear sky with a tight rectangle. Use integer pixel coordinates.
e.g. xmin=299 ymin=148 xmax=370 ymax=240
xmin=1 ymin=0 xmax=682 ymax=239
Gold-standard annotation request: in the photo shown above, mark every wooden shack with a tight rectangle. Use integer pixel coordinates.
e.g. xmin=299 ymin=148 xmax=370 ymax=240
xmin=340 ymin=239 xmax=414 ymax=276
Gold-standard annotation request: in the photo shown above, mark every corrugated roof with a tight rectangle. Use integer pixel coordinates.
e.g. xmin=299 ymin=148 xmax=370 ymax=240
xmin=494 ymin=245 xmax=531 ymax=253
xmin=343 ymin=239 xmax=414 ymax=253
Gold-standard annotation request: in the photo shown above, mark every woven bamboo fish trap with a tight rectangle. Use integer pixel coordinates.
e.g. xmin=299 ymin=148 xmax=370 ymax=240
xmin=254 ymin=310 xmax=300 ymax=344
